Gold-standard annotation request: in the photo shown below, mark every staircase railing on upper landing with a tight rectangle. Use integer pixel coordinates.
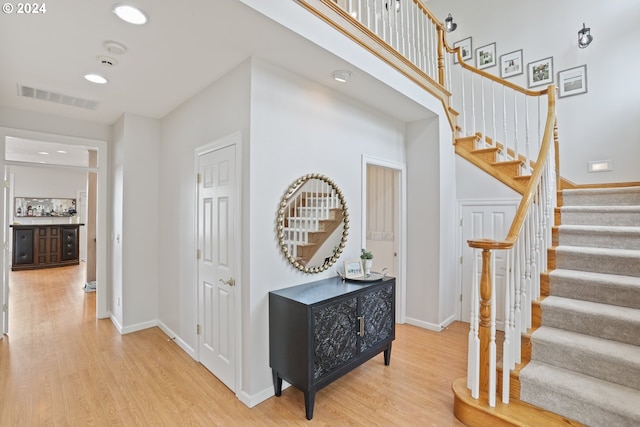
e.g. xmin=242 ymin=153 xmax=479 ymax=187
xmin=296 ymin=0 xmax=559 ymax=410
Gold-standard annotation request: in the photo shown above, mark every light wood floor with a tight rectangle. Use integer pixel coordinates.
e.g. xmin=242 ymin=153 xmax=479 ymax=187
xmin=1 ymin=265 xmax=468 ymax=426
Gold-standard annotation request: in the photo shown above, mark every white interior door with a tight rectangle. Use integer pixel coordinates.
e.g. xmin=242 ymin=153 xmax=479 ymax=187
xmin=460 ymin=202 xmax=517 ymax=330
xmin=197 ymin=143 xmax=237 ymax=392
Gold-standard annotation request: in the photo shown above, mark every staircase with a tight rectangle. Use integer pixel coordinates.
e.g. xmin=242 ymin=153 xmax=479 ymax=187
xmin=454 ymin=133 xmax=531 ymax=195
xmin=518 ymin=186 xmax=640 ymax=426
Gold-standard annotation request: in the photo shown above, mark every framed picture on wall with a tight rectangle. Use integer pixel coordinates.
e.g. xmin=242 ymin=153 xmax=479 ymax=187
xmin=453 ymin=37 xmax=472 ymax=64
xmin=476 ymin=42 xmax=496 ymax=70
xmin=527 ymin=56 xmax=554 ymax=88
xmin=558 ymin=65 xmax=588 ymax=98
xmin=499 ymin=49 xmax=523 ymax=78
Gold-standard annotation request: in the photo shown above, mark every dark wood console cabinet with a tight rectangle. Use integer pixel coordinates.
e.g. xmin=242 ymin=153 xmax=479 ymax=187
xmin=11 ymin=224 xmax=83 ymax=271
xmin=269 ymin=276 xmax=395 ymax=420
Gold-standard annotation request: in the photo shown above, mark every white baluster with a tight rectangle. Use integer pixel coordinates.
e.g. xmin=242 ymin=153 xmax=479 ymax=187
xmin=525 ymin=96 xmax=531 ymax=173
xmin=513 ymin=90 xmax=520 ymax=164
xmin=502 ymin=86 xmax=508 ymax=161
xmin=468 ymin=248 xmax=480 ymax=399
xmin=502 ymin=248 xmax=512 ymax=404
xmin=489 ymin=251 xmax=497 ymax=407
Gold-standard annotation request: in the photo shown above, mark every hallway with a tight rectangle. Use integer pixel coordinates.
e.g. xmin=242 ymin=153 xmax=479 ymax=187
xmin=1 ymin=265 xmax=467 ymax=426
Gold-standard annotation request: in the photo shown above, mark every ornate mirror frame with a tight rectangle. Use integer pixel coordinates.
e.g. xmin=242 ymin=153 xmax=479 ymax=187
xmin=277 ymin=173 xmax=349 ymax=273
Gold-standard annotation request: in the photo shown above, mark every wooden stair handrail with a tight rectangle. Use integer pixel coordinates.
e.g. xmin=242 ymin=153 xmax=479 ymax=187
xmin=468 ymin=84 xmax=557 ymax=251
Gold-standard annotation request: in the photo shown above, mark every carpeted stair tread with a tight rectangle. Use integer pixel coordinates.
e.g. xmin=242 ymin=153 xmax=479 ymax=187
xmin=554 ymin=246 xmax=640 ymax=277
xmin=530 ymin=326 xmax=640 ymax=390
xmin=541 ymin=296 xmax=640 ymax=346
xmin=549 ymin=269 xmax=640 ymax=309
xmin=562 ymin=186 xmax=640 ymax=206
xmin=520 ymin=361 xmax=640 ymax=427
xmin=557 ymin=225 xmax=640 ymax=250
xmin=560 ymin=205 xmax=640 ymax=226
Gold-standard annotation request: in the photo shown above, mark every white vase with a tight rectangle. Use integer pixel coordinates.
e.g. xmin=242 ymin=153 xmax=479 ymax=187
xmin=363 ymin=259 xmax=373 ymax=276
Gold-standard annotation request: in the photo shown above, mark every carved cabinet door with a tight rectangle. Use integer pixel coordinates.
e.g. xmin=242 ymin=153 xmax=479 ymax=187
xmin=312 ymin=296 xmax=358 ymax=381
xmin=360 ymin=284 xmax=394 ymax=353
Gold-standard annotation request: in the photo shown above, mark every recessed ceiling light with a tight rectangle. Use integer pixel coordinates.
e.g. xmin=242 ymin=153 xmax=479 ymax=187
xmin=38 ymin=151 xmax=49 ymax=155
xmin=84 ymin=74 xmax=108 ymax=84
xmin=112 ymin=3 xmax=148 ymax=25
xmin=57 ymin=150 xmax=67 ymax=154
xmin=331 ymin=70 xmax=352 ymax=83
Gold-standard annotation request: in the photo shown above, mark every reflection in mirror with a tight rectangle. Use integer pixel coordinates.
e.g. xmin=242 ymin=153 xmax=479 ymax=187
xmin=277 ymin=174 xmax=349 ymax=273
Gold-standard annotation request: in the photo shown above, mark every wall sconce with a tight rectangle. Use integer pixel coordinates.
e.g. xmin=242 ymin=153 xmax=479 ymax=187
xmin=385 ymin=0 xmax=400 ymax=13
xmin=445 ymin=14 xmax=457 ymax=33
xmin=578 ymin=23 xmax=593 ymax=48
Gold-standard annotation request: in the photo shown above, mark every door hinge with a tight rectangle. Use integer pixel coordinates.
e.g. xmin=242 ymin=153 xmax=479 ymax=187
xmin=4 ymin=180 xmax=9 ymax=189
xmin=3 ymin=241 xmax=8 ymax=251
xmin=460 ymin=218 xmax=463 ymax=226
xmin=459 ymin=294 xmax=463 ymax=302
xmin=196 ymin=173 xmax=201 ymax=184
xmin=2 ymin=304 xmax=7 ymax=312
xmin=196 ymin=249 xmax=201 ymax=260
xmin=460 ymin=256 xmax=463 ymax=264
xmin=196 ymin=324 xmax=201 ymax=335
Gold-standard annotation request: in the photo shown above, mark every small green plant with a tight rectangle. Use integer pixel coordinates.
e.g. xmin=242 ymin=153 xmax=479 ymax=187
xmin=360 ymin=248 xmax=373 ymax=260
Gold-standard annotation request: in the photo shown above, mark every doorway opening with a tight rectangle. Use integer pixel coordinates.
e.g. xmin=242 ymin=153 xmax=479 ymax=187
xmin=2 ymin=131 xmax=108 ymax=336
xmin=363 ymin=156 xmax=406 ymax=323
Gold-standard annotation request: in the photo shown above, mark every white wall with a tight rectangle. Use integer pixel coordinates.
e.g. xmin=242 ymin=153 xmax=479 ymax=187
xmin=111 ymin=117 xmax=124 ymax=328
xmin=158 ymin=58 xmax=252 ymax=360
xmin=405 ymin=115 xmax=458 ymax=331
xmin=429 ymin=0 xmax=640 ymax=184
xmin=110 ymin=113 xmax=161 ymax=333
xmin=156 ymin=54 xmax=450 ymax=406
xmin=248 ymin=58 xmax=410 ymax=399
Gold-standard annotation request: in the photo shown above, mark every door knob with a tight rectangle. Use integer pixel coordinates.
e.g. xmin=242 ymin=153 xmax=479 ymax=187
xmin=219 ymin=277 xmax=235 ymax=287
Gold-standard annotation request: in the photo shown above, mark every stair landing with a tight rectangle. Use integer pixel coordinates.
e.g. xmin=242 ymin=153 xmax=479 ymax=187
xmin=452 ymin=378 xmax=584 ymax=427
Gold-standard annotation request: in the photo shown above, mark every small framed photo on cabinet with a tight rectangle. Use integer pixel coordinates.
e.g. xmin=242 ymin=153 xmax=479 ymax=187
xmin=344 ymin=259 xmax=364 ymax=279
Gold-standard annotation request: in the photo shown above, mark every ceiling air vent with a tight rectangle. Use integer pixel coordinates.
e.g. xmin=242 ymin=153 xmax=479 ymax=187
xmin=17 ymin=84 xmax=100 ymax=110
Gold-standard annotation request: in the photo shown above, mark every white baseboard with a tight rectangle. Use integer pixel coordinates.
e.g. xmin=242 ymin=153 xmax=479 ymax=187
xmin=157 ymin=320 xmax=196 ymax=359
xmin=109 ymin=312 xmax=123 ymax=333
xmin=121 ymin=319 xmax=158 ymax=335
xmin=405 ymin=315 xmax=456 ymax=332
xmin=237 ymin=381 xmax=291 ymax=408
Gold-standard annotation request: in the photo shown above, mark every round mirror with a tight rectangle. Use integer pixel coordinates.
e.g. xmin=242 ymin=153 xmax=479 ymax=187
xmin=277 ymin=173 xmax=349 ymax=273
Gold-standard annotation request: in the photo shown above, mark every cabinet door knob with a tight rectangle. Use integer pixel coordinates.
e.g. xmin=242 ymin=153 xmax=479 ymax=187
xmin=357 ymin=316 xmax=365 ymax=337
xmin=219 ymin=277 xmax=236 ymax=287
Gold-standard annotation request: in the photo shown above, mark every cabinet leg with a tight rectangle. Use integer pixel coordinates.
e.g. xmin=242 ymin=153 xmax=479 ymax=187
xmin=304 ymin=389 xmax=316 ymax=420
xmin=384 ymin=342 xmax=392 ymax=366
xmin=272 ymin=370 xmax=282 ymax=397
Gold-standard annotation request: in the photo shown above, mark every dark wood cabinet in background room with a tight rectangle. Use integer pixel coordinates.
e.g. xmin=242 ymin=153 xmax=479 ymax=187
xmin=269 ymin=276 xmax=395 ymax=420
xmin=11 ymin=224 xmax=83 ymax=271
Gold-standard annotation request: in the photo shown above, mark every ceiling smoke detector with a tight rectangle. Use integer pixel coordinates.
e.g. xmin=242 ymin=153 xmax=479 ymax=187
xmin=103 ymin=40 xmax=127 ymax=55
xmin=97 ymin=55 xmax=118 ymax=67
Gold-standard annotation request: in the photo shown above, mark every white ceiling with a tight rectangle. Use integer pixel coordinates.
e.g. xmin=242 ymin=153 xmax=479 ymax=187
xmin=0 ymin=0 xmax=431 ymax=127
